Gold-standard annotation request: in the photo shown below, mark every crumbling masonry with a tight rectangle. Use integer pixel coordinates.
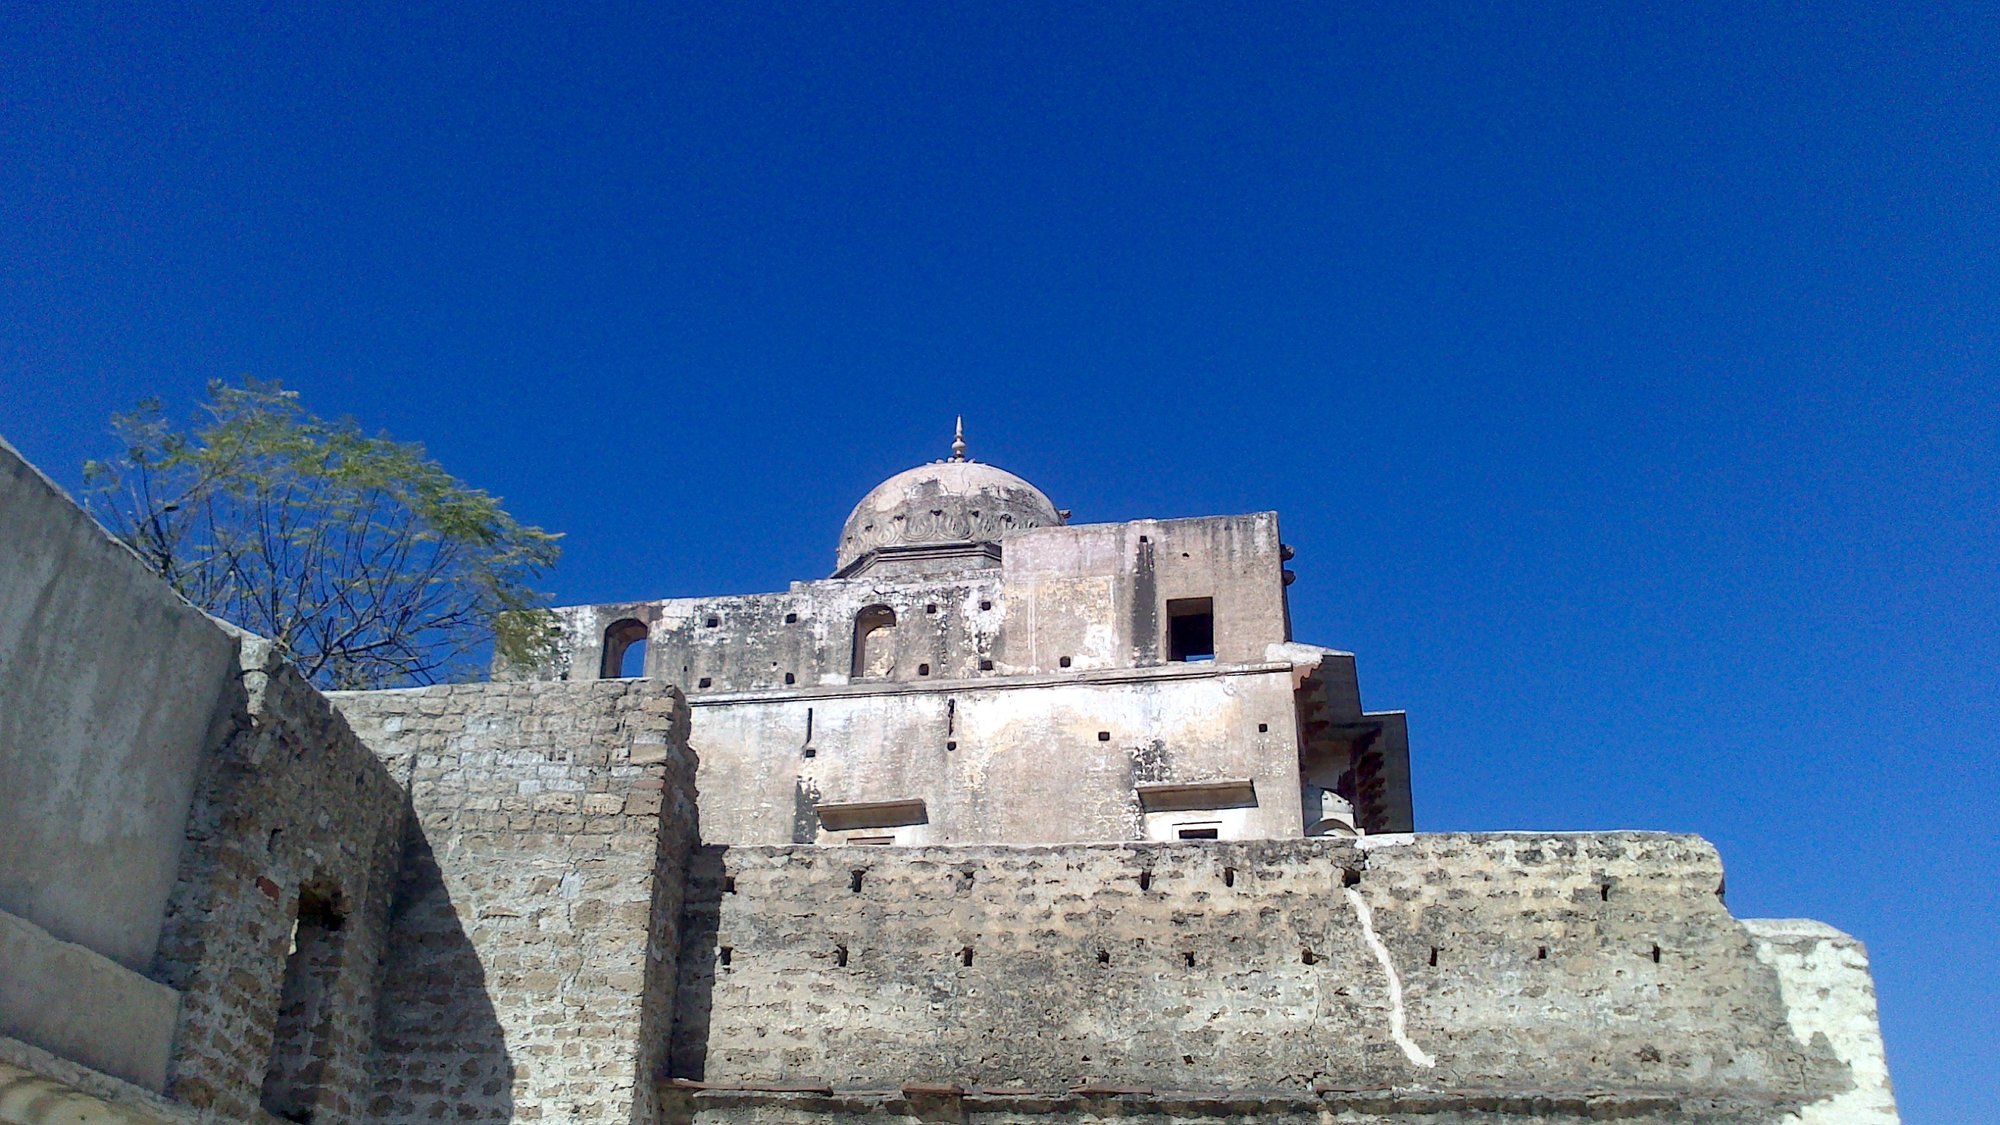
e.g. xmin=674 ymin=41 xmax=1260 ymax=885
xmin=0 ymin=432 xmax=1897 ymax=1124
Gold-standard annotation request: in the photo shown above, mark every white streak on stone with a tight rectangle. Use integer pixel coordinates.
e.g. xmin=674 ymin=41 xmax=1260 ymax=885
xmin=1345 ymin=886 xmax=1436 ymax=1069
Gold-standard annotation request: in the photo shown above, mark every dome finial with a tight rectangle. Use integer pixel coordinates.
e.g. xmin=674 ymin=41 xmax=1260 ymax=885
xmin=950 ymin=416 xmax=967 ymax=462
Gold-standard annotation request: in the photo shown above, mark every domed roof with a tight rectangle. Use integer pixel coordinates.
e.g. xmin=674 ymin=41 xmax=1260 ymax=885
xmin=835 ymin=423 xmax=1062 ymax=575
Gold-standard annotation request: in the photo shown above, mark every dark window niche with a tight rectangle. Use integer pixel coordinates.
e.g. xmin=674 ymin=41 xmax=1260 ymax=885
xmin=1166 ymin=598 xmax=1215 ymax=663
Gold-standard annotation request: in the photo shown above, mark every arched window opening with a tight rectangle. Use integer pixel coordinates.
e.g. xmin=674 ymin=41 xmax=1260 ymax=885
xmin=851 ymin=605 xmax=897 ymax=680
xmin=601 ymin=618 xmax=650 ymax=679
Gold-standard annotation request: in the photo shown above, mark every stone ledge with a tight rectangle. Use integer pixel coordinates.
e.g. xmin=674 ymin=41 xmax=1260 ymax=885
xmin=0 ymin=911 xmax=178 ymax=1093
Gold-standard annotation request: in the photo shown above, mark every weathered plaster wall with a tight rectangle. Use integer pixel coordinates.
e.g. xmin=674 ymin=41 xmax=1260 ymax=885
xmin=671 ymin=834 xmax=1879 ymax=1122
xmin=151 ymin=636 xmax=408 ymax=1123
xmin=996 ymin=514 xmax=1289 ymax=672
xmin=332 ymin=680 xmax=700 ymax=1125
xmin=0 ymin=439 xmax=238 ymax=973
xmin=687 ymin=665 xmax=1305 ymax=846
xmin=537 ymin=513 xmax=1291 ymax=695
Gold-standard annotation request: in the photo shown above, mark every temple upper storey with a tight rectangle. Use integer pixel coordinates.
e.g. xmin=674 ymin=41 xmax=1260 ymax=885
xmin=511 ymin=436 xmax=1413 ymax=847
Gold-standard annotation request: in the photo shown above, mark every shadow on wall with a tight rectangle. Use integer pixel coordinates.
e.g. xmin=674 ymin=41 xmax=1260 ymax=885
xmin=367 ymin=816 xmax=514 ymax=1123
xmin=666 ymin=846 xmax=726 ymax=1082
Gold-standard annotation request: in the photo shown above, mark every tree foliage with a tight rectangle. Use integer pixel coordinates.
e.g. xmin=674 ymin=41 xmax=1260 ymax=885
xmin=85 ymin=379 xmax=562 ymax=689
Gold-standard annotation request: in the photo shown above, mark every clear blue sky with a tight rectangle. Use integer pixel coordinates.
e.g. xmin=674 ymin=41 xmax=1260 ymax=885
xmin=3 ymin=4 xmax=1993 ymax=1117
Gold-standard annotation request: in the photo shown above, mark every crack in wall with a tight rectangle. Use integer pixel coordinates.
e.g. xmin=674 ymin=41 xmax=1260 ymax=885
xmin=1344 ymin=886 xmax=1435 ymax=1069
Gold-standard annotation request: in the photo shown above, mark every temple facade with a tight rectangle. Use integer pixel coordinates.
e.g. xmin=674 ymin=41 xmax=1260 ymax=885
xmin=521 ymin=427 xmax=1411 ymax=847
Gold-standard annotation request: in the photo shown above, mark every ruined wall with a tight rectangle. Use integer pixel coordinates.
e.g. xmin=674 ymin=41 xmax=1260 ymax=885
xmin=152 ymin=635 xmax=408 ymax=1123
xmin=671 ymin=834 xmax=1882 ymax=1122
xmin=332 ymin=680 xmax=700 ymax=1125
xmin=687 ymin=665 xmax=1306 ymax=846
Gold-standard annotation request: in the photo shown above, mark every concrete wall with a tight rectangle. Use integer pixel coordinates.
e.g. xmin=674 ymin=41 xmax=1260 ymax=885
xmin=687 ymin=665 xmax=1306 ymax=846
xmin=0 ymin=439 xmax=239 ymax=973
xmin=670 ymin=834 xmax=1880 ymax=1121
xmin=333 ymin=679 xmax=700 ymax=1125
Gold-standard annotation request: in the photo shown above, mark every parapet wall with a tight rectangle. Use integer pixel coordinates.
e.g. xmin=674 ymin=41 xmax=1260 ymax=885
xmin=673 ymin=834 xmax=1881 ymax=1121
xmin=333 ymin=679 xmax=700 ymax=1125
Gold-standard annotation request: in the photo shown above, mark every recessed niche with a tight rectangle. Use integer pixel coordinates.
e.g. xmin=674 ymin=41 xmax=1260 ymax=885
xmin=979 ymin=658 xmax=994 ymax=671
xmin=945 ymin=740 xmax=958 ymax=751
xmin=1058 ymin=656 xmax=1072 ymax=668
xmin=1096 ymin=731 xmax=1110 ymax=742
xmin=705 ymin=616 xmax=720 ymax=628
xmin=719 ymin=947 xmax=733 ymax=967
xmin=979 ymin=600 xmax=992 ymax=611
xmin=784 ymin=672 xmax=796 ymax=685
xmin=722 ymin=876 xmax=736 ymax=894
xmin=697 ymin=677 xmax=713 ymax=689
xmin=785 ymin=612 xmax=798 ymax=624
xmin=925 ymin=604 xmax=938 ymax=614
xmin=1257 ymin=722 xmax=1269 ymax=733
xmin=959 ymin=946 xmax=974 ymax=967
xmin=917 ymin=663 xmax=930 ymax=676
xmin=835 ymin=945 xmax=848 ymax=967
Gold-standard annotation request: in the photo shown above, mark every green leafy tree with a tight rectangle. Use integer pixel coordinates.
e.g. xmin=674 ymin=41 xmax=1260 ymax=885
xmin=85 ymin=379 xmax=563 ymax=689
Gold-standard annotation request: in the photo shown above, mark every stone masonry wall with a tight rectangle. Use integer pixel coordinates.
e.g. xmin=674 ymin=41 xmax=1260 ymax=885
xmin=332 ymin=680 xmax=699 ymax=1125
xmin=672 ymin=834 xmax=1872 ymax=1121
xmin=152 ymin=635 xmax=409 ymax=1125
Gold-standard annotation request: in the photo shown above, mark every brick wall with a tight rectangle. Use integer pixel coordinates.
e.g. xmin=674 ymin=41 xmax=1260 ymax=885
xmin=333 ymin=679 xmax=698 ymax=1125
xmin=153 ymin=636 xmax=408 ymax=1124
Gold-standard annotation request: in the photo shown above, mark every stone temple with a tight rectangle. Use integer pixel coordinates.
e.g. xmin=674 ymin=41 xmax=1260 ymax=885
xmin=0 ymin=429 xmax=1898 ymax=1125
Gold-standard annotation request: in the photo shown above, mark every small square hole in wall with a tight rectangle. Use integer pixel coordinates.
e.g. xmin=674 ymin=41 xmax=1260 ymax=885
xmin=705 ymin=616 xmax=721 ymax=628
xmin=722 ymin=875 xmax=736 ymax=894
xmin=785 ymin=612 xmax=798 ymax=624
xmin=1139 ymin=535 xmax=1150 ymax=543
xmin=1257 ymin=722 xmax=1268 ymax=733
xmin=1058 ymin=656 xmax=1072 ymax=668
xmin=784 ymin=673 xmax=796 ymax=685
xmin=926 ymin=603 xmax=938 ymax=614
xmin=802 ymin=746 xmax=816 ymax=759
xmin=697 ymin=677 xmax=713 ymax=689
xmin=1097 ymin=731 xmax=1110 ymax=741
xmin=979 ymin=600 xmax=992 ymax=611
xmin=946 ymin=740 xmax=957 ymax=751
xmin=917 ymin=663 xmax=930 ymax=676
xmin=979 ymin=658 xmax=994 ymax=671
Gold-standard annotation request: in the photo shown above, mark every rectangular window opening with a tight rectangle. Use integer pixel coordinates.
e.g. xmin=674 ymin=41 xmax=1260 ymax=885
xmin=261 ymin=888 xmax=345 ymax=1124
xmin=1177 ymin=826 xmax=1220 ymax=840
xmin=1167 ymin=598 xmax=1215 ymax=663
